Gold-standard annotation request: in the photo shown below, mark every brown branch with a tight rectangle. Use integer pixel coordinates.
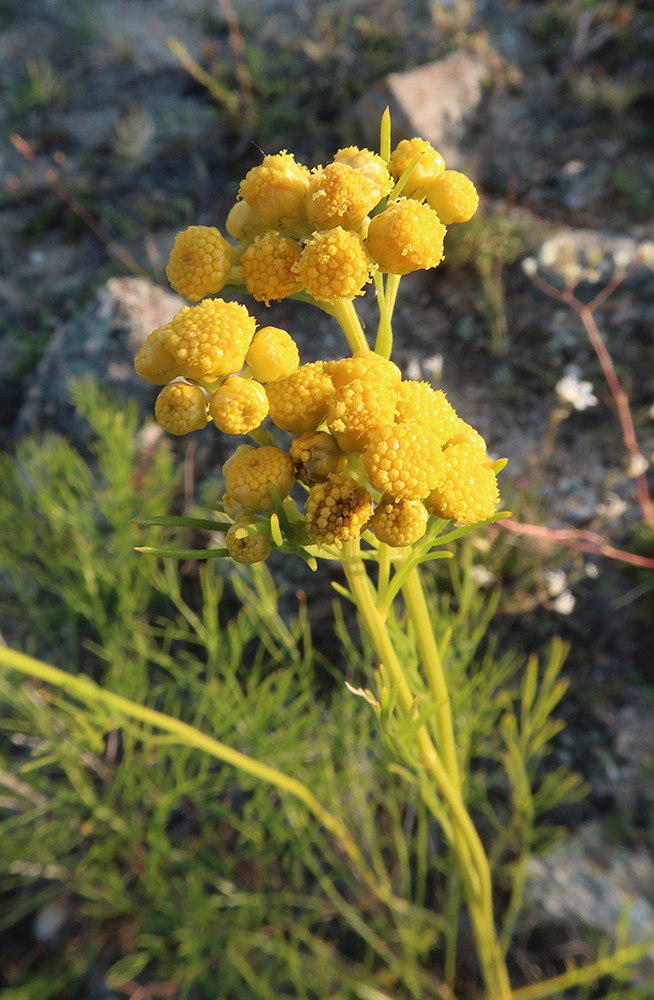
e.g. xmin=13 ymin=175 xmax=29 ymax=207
xmin=498 ymin=519 xmax=654 ymax=570
xmin=10 ymin=134 xmax=145 ymax=277
xmin=531 ymin=271 xmax=653 ymax=527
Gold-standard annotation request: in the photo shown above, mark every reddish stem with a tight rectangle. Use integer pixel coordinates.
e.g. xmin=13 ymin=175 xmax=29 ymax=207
xmin=532 ymin=274 xmax=653 ymax=528
xmin=498 ymin=519 xmax=654 ymax=571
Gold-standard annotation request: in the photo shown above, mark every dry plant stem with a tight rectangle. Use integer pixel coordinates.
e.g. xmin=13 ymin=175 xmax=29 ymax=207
xmin=499 ymin=519 xmax=654 ymax=570
xmin=533 ymin=273 xmax=654 ymax=527
xmin=341 ymin=539 xmax=511 ymax=1000
xmin=0 ymin=646 xmax=401 ymax=918
xmin=218 ymin=0 xmax=254 ymax=121
xmin=167 ymin=37 xmax=239 ymax=115
xmin=540 ymin=406 xmax=567 ymax=464
xmin=481 ymin=260 xmax=508 ymax=356
xmin=10 ymin=134 xmax=145 ymax=278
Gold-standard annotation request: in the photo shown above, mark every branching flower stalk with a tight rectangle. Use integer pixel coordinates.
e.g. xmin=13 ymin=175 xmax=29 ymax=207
xmin=526 ymin=258 xmax=653 ymax=528
xmin=7 ymin=110 xmax=650 ymax=998
xmin=130 ymin=109 xmax=516 ymax=995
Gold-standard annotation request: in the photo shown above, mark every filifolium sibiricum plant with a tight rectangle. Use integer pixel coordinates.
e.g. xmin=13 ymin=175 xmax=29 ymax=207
xmin=4 ymin=113 xmax=651 ymax=998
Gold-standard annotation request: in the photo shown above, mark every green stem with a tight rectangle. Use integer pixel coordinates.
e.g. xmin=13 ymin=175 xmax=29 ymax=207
xmin=401 ymin=567 xmax=459 ymax=786
xmin=385 ymin=273 xmax=401 ymax=324
xmin=507 ymin=940 xmax=654 ymax=1000
xmin=329 ymin=298 xmax=370 ymax=354
xmin=341 ymin=541 xmax=511 ymax=1000
xmin=0 ymin=646 xmax=400 ymax=916
xmin=380 ymin=106 xmax=391 ymax=162
xmin=374 ymin=272 xmax=393 ymax=358
xmin=444 ymin=869 xmax=462 ymax=990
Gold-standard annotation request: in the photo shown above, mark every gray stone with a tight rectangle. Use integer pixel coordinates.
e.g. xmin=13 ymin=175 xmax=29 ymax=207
xmin=525 ymin=821 xmax=654 ymax=945
xmin=348 ymin=51 xmax=491 ymax=168
xmin=535 ymin=229 xmax=651 ymax=283
xmin=46 ymin=109 xmax=118 ymax=151
xmin=14 ymin=277 xmax=183 ymax=449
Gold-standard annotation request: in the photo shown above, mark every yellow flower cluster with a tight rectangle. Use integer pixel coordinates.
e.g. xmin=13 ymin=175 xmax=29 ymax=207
xmin=135 ymin=301 xmax=300 ymax=438
xmin=161 ymin=135 xmax=477 ymax=311
xmin=216 ymin=350 xmax=500 ymax=556
xmin=133 ymin=128 xmax=491 ymax=562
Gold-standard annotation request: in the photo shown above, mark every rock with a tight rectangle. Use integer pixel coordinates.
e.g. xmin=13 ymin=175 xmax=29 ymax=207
xmin=46 ymin=109 xmax=118 ymax=152
xmin=608 ymin=693 xmax=654 ymax=816
xmin=33 ymin=895 xmax=70 ymax=944
xmin=14 ymin=277 xmax=183 ymax=449
xmin=524 ymin=821 xmax=654 ymax=945
xmin=348 ymin=51 xmax=491 ymax=168
xmin=536 ymin=229 xmax=644 ymax=277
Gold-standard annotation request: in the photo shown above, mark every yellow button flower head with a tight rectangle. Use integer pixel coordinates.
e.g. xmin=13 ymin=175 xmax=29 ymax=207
xmin=364 ymin=422 xmax=445 ymax=500
xmin=295 ymin=228 xmax=374 ymax=304
xmin=305 ymin=162 xmax=382 ymax=232
xmin=154 ymin=382 xmax=207 ymax=436
xmin=241 ymin=234 xmax=303 ymax=305
xmin=326 ymin=350 xmax=401 ymax=390
xmin=134 ymin=326 xmax=185 ymax=384
xmin=327 ymin=378 xmax=397 ymax=454
xmin=160 ymin=299 xmax=256 ymax=382
xmin=224 ymin=445 xmax=295 ymax=512
xmin=166 ymin=225 xmax=234 ymax=302
xmin=394 ymin=381 xmax=460 ymax=444
xmin=225 ymin=201 xmax=269 ymax=244
xmin=447 ymin=417 xmax=487 ymax=454
xmin=425 ymin=441 xmax=499 ymax=525
xmin=365 ymin=198 xmax=446 ymax=275
xmin=426 ymin=170 xmax=479 ymax=224
xmin=370 ymin=496 xmax=428 ymax=547
xmin=226 ymin=516 xmax=271 ymax=564
xmin=239 ymin=151 xmax=311 ymax=232
xmin=305 ymin=475 xmax=373 ymax=545
xmin=208 ymin=377 xmax=269 ymax=435
xmin=246 ymin=326 xmax=299 ymax=383
xmin=289 ymin=431 xmax=346 ymax=486
xmin=389 ymin=138 xmax=445 ymax=199
xmin=266 ymin=361 xmax=333 ymax=433
xmin=334 ymin=146 xmax=393 ymax=199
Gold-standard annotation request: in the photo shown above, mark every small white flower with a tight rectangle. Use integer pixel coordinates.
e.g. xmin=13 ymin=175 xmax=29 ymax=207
xmin=540 ymin=242 xmax=559 ymax=269
xmin=562 ymin=261 xmax=583 ymax=285
xmin=404 ymin=356 xmax=421 ymax=381
xmin=595 ymin=492 xmax=628 ymax=520
xmin=522 ymin=257 xmax=538 ymax=277
xmin=469 ymin=565 xmax=495 ymax=586
xmin=422 ymin=353 xmax=443 ymax=383
xmin=543 ymin=569 xmax=567 ymax=598
xmin=638 ymin=241 xmax=654 ymax=268
xmin=584 ymin=563 xmax=599 ymax=579
xmin=555 ymin=373 xmax=598 ymax=411
xmin=627 ymin=452 xmax=649 ymax=478
xmin=552 ymin=590 xmax=575 ymax=615
xmin=613 ymin=248 xmax=631 ymax=272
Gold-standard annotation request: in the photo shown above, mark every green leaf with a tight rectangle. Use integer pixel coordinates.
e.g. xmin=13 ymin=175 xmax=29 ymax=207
xmin=106 ymin=951 xmax=151 ymax=987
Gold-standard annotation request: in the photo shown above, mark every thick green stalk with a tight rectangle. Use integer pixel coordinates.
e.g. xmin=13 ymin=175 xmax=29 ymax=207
xmin=401 ymin=566 xmax=459 ymax=785
xmin=0 ymin=646 xmax=400 ymax=915
xmin=374 ymin=272 xmax=393 ymax=358
xmin=329 ymin=297 xmax=370 ymax=353
xmin=385 ymin=272 xmax=401 ymax=324
xmin=341 ymin=541 xmax=511 ymax=999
